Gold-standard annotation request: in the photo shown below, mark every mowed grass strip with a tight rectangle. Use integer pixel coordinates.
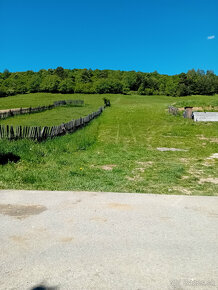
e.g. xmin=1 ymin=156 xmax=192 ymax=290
xmin=0 ymin=93 xmax=218 ymax=195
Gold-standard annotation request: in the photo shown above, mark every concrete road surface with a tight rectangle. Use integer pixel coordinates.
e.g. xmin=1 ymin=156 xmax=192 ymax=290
xmin=0 ymin=190 xmax=218 ymax=290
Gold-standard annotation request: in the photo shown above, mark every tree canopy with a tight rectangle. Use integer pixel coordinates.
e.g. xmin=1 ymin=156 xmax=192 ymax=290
xmin=0 ymin=67 xmax=217 ymax=98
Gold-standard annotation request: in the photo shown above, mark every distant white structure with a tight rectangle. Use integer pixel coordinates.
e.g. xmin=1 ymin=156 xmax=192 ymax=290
xmin=193 ymin=112 xmax=218 ymax=122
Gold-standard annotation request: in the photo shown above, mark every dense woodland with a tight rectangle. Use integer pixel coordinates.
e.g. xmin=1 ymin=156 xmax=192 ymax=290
xmin=0 ymin=67 xmax=218 ymax=98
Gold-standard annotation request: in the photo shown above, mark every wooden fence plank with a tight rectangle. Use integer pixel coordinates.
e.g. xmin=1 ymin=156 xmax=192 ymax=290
xmin=0 ymin=105 xmax=104 ymax=141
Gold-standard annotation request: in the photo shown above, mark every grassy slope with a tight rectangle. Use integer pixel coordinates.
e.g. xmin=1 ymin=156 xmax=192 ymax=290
xmin=0 ymin=92 xmax=97 ymax=109
xmin=0 ymin=93 xmax=218 ymax=195
xmin=0 ymin=93 xmax=103 ymax=126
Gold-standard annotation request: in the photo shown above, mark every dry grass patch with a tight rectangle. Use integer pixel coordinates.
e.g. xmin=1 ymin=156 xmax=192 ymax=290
xmin=126 ymin=175 xmax=143 ymax=182
xmin=199 ymin=178 xmax=218 ymax=185
xmin=90 ymin=164 xmax=117 ymax=171
xmin=172 ymin=187 xmax=192 ymax=195
xmin=100 ymin=164 xmax=117 ymax=171
xmin=206 ymin=153 xmax=218 ymax=160
xmin=179 ymin=158 xmax=191 ymax=164
xmin=181 ymin=175 xmax=189 ymax=179
xmin=197 ymin=135 xmax=218 ymax=143
xmin=136 ymin=161 xmax=153 ymax=167
xmin=126 ymin=161 xmax=154 ymax=182
xmin=178 ymin=106 xmax=218 ymax=111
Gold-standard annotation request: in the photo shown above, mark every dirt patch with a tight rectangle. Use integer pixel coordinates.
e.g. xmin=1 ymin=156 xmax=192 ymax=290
xmin=199 ymin=178 xmax=218 ymax=185
xmin=100 ymin=164 xmax=117 ymax=171
xmin=157 ymin=147 xmax=188 ymax=152
xmin=172 ymin=187 xmax=192 ymax=195
xmin=0 ymin=204 xmax=47 ymax=219
xmin=108 ymin=203 xmax=133 ymax=210
xmin=0 ymin=153 xmax=20 ymax=165
xmin=0 ymin=108 xmax=26 ymax=113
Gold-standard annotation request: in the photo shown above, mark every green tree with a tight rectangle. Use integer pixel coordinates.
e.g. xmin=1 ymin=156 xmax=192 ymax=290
xmin=58 ymin=79 xmax=75 ymax=93
xmin=40 ymin=75 xmax=60 ymax=92
xmin=95 ymin=79 xmax=123 ymax=94
xmin=3 ymin=69 xmax=10 ymax=79
xmin=74 ymin=82 xmax=96 ymax=94
xmin=54 ymin=66 xmax=65 ymax=79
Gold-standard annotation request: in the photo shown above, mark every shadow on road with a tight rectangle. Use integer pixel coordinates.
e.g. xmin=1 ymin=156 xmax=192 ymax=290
xmin=31 ymin=284 xmax=58 ymax=290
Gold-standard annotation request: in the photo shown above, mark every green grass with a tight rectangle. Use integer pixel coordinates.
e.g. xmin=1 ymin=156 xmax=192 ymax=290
xmin=0 ymin=93 xmax=218 ymax=196
xmin=0 ymin=92 xmax=97 ymax=109
xmin=0 ymin=93 xmax=104 ymax=126
xmin=0 ymin=105 xmax=100 ymax=126
xmin=173 ymin=94 xmax=218 ymax=109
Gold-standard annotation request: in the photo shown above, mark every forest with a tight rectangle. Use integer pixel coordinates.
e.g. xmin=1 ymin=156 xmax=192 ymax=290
xmin=0 ymin=67 xmax=218 ymax=98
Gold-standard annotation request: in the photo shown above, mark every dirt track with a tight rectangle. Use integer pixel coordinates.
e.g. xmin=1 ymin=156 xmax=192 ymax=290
xmin=0 ymin=108 xmax=26 ymax=113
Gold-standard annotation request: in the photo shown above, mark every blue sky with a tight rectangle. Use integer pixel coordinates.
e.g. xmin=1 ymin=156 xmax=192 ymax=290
xmin=0 ymin=0 xmax=217 ymax=74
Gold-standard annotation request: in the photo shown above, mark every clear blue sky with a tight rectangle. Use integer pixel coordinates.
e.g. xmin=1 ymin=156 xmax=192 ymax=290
xmin=0 ymin=0 xmax=217 ymax=75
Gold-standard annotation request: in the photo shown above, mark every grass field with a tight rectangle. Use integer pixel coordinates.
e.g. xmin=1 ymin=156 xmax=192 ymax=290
xmin=0 ymin=93 xmax=103 ymax=126
xmin=0 ymin=93 xmax=218 ymax=195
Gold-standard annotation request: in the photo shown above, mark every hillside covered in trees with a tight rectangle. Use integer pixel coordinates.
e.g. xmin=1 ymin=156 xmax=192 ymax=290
xmin=0 ymin=67 xmax=218 ymax=98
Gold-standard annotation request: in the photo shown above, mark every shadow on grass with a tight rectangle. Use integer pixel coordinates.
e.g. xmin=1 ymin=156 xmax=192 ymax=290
xmin=0 ymin=153 xmax=20 ymax=165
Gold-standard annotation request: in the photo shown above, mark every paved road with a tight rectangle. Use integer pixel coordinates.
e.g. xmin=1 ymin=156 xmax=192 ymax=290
xmin=0 ymin=190 xmax=218 ymax=290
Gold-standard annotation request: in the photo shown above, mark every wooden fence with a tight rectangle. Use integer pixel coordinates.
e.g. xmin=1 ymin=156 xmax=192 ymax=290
xmin=0 ymin=106 xmax=104 ymax=141
xmin=0 ymin=99 xmax=84 ymax=120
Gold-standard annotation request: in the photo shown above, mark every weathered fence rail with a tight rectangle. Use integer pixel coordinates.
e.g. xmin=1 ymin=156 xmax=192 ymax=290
xmin=0 ymin=99 xmax=84 ymax=120
xmin=0 ymin=106 xmax=104 ymax=141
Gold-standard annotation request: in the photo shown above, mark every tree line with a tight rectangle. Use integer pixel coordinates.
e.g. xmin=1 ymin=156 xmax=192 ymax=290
xmin=0 ymin=67 xmax=218 ymax=97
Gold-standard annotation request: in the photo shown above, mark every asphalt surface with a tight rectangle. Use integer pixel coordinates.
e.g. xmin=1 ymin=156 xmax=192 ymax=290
xmin=0 ymin=190 xmax=218 ymax=290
